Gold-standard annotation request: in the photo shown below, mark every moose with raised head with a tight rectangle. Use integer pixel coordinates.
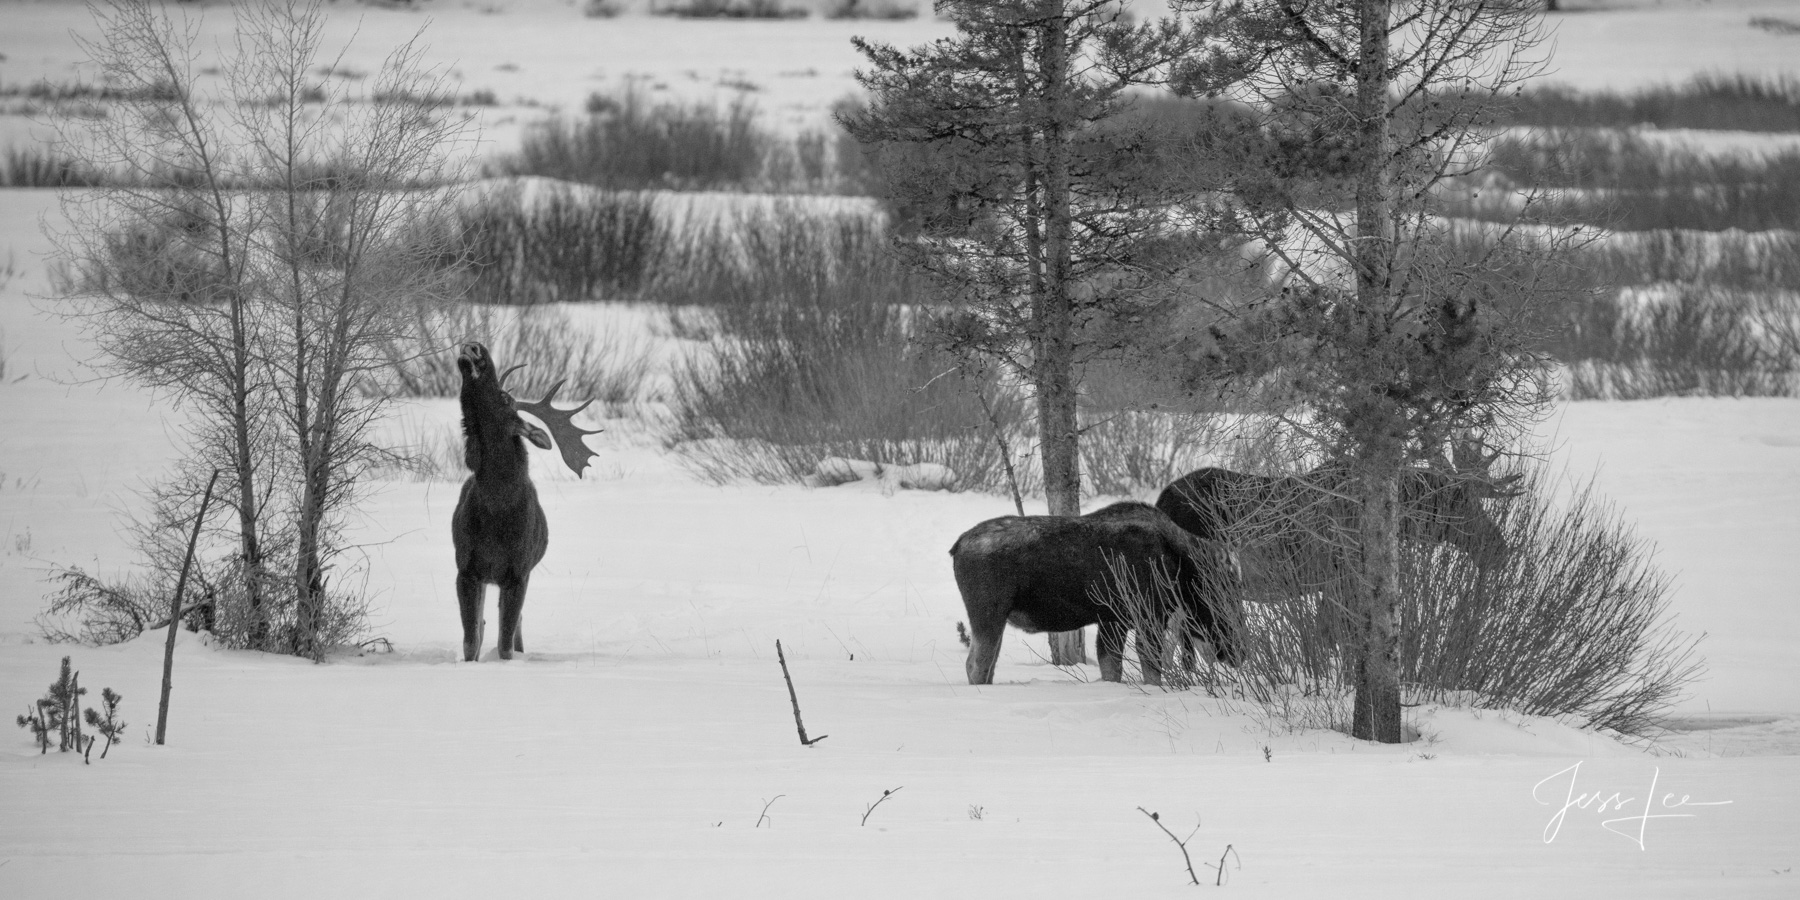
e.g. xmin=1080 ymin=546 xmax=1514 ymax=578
xmin=453 ymin=342 xmax=600 ymax=661
xmin=950 ymin=501 xmax=1242 ymax=686
xmin=1153 ymin=440 xmax=1521 ymax=595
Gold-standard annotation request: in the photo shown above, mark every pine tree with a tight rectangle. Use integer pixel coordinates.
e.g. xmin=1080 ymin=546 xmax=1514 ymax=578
xmin=1171 ymin=0 xmax=1556 ymax=742
xmin=84 ymin=688 xmax=127 ymax=760
xmin=845 ymin=0 xmax=1213 ymax=664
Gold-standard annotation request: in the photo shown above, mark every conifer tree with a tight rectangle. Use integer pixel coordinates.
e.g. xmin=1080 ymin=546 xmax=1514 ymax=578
xmin=1170 ymin=0 xmax=1556 ymax=741
xmin=845 ymin=0 xmax=1212 ymax=664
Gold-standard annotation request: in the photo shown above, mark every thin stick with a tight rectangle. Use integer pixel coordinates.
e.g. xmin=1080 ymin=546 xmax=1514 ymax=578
xmin=977 ymin=386 xmax=1026 ymax=517
xmin=775 ymin=640 xmax=826 ymax=746
xmin=861 ymin=786 xmax=904 ymax=826
xmin=156 ymin=469 xmax=219 ymax=746
xmin=1137 ymin=807 xmax=1200 ymax=886
xmin=1214 ymin=843 xmax=1240 ymax=887
xmin=756 ymin=795 xmax=784 ymax=828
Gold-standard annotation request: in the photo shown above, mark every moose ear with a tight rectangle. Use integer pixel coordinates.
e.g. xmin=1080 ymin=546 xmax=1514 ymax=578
xmin=516 ymin=418 xmax=553 ymax=450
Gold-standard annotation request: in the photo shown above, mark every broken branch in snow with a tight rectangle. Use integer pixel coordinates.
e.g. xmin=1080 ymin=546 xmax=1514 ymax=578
xmin=1137 ymin=807 xmax=1201 ymax=885
xmin=775 ymin=640 xmax=827 ymax=747
xmin=861 ymin=786 xmax=903 ymax=826
xmin=757 ymin=795 xmax=785 ymax=828
xmin=1212 ymin=843 xmax=1241 ymax=887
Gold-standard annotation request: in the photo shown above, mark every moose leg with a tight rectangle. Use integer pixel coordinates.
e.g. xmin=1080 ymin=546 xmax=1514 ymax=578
xmin=1135 ymin=624 xmax=1166 ymax=687
xmin=1096 ymin=620 xmax=1127 ymax=683
xmin=456 ymin=573 xmax=486 ymax=662
xmin=495 ymin=575 xmax=527 ymax=661
xmin=964 ymin=617 xmax=1004 ymax=685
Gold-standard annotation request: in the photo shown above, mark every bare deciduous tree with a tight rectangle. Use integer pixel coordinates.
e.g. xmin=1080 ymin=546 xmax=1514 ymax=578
xmin=51 ymin=0 xmax=467 ymax=658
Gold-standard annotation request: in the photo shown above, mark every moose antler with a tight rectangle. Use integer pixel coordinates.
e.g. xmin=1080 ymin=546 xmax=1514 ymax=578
xmin=512 ymin=378 xmax=603 ymax=478
xmin=1449 ymin=434 xmax=1523 ymax=498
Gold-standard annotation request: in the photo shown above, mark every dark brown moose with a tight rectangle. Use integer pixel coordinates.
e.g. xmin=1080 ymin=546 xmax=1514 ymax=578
xmin=452 ymin=342 xmax=600 ymax=661
xmin=1153 ymin=444 xmax=1521 ymax=599
xmin=950 ymin=502 xmax=1241 ymax=686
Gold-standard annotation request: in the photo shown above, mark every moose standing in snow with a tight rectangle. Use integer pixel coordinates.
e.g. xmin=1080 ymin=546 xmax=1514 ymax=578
xmin=1154 ymin=441 xmax=1522 ymax=588
xmin=453 ymin=342 xmax=600 ymax=661
xmin=951 ymin=502 xmax=1242 ymax=686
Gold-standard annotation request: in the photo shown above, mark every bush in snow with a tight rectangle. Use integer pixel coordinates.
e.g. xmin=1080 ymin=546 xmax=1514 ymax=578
xmin=1100 ymin=462 xmax=1700 ymax=738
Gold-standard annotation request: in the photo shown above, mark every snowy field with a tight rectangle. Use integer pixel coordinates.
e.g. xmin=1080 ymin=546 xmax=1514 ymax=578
xmin=4 ymin=0 xmax=1800 ymax=896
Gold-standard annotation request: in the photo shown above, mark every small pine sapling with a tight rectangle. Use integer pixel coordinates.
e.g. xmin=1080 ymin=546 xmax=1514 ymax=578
xmin=16 ymin=704 xmax=51 ymax=754
xmin=15 ymin=656 xmax=121 ymax=761
xmin=42 ymin=656 xmax=87 ymax=752
xmin=83 ymin=688 xmax=126 ymax=759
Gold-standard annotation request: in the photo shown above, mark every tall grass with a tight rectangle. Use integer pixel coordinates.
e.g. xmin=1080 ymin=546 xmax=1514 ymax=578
xmin=505 ymin=90 xmax=766 ymax=190
xmin=1556 ymin=288 xmax=1798 ymax=400
xmin=1501 ymin=74 xmax=1800 ymax=133
xmin=432 ymin=184 xmax=664 ymax=305
xmin=653 ymin=0 xmax=809 ymax=18
xmin=653 ymin=203 xmax=1041 ymax=490
xmin=500 ymin=88 xmax=872 ymax=194
xmin=0 ymin=145 xmax=110 ymax=188
xmin=1449 ymin=129 xmax=1800 ymax=231
xmin=380 ymin=300 xmax=655 ymax=412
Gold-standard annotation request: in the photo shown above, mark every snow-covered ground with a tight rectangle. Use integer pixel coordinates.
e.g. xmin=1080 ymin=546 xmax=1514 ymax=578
xmin=3 ymin=1 xmax=1800 ymax=896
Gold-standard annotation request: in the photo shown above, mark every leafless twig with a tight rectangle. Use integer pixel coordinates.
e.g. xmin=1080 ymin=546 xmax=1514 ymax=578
xmin=756 ymin=795 xmax=785 ymax=828
xmin=861 ymin=786 xmax=904 ymax=826
xmin=1137 ymin=807 xmax=1201 ymax=886
xmin=1211 ymin=844 xmax=1241 ymax=887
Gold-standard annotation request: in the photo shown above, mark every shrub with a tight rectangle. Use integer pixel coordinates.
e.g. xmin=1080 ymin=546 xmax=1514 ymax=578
xmin=656 ymin=204 xmax=1029 ymax=488
xmin=1 ymin=145 xmax=107 ymax=188
xmin=667 ymin=331 xmax=1027 ymax=490
xmin=381 ymin=300 xmax=655 ymax=412
xmin=505 ymin=89 xmax=770 ymax=190
xmin=654 ymin=0 xmax=809 ymax=18
xmin=40 ymin=554 xmax=370 ymax=655
xmin=1434 ymin=224 xmax=1800 ymax=398
xmin=1559 ymin=287 xmax=1798 ymax=400
xmin=825 ymin=0 xmax=918 ymax=19
xmin=1097 ymin=463 xmax=1701 ymax=738
xmin=643 ymin=201 xmax=904 ymax=311
xmin=1396 ymin=469 xmax=1701 ymax=735
xmin=501 ymin=88 xmax=873 ymax=194
xmin=435 ymin=184 xmax=665 ymax=306
xmin=1500 ymin=74 xmax=1800 ymax=133
xmin=1452 ymin=129 xmax=1800 ymax=231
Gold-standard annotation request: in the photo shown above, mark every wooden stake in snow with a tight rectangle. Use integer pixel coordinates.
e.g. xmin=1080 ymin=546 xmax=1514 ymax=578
xmin=156 ymin=469 xmax=219 ymax=746
xmin=775 ymin=640 xmax=826 ymax=747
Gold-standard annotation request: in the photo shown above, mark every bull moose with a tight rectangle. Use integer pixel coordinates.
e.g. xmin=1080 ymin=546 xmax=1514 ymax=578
xmin=950 ymin=501 xmax=1241 ymax=686
xmin=453 ymin=342 xmax=600 ymax=661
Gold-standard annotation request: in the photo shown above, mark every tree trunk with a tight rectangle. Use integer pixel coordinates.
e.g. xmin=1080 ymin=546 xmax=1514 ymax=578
xmin=1037 ymin=3 xmax=1086 ymax=666
xmin=1351 ymin=0 xmax=1403 ymax=743
xmin=1351 ymin=464 xmax=1403 ymax=742
xmin=226 ymin=236 xmax=269 ymax=654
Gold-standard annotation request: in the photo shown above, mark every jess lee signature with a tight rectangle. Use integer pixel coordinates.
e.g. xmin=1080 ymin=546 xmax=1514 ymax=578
xmin=1533 ymin=762 xmax=1732 ymax=849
